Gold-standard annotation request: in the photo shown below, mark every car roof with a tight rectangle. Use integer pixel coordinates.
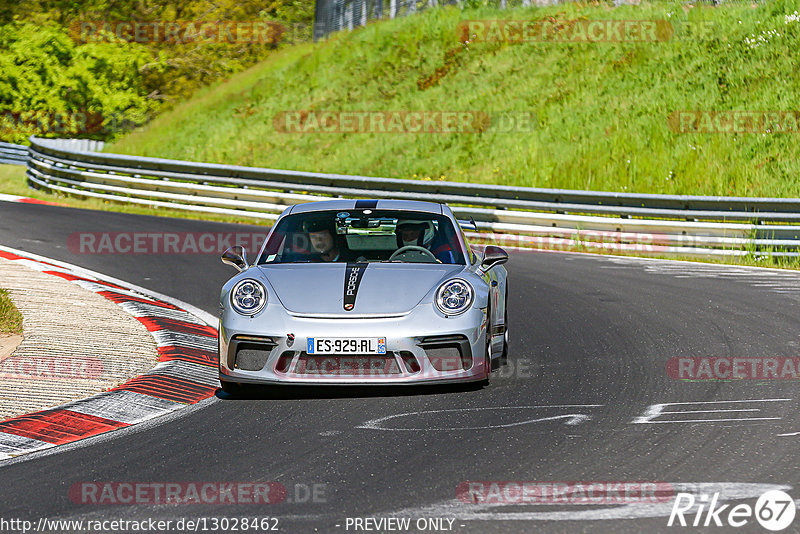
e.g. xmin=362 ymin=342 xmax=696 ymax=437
xmin=288 ymin=199 xmax=443 ymax=215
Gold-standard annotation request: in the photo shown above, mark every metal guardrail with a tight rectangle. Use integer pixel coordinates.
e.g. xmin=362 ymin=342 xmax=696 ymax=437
xmin=314 ymin=0 xmax=461 ymax=41
xmin=0 ymin=142 xmax=28 ymax=166
xmin=312 ymin=0 xmax=769 ymax=41
xmin=25 ymin=136 xmax=800 ymax=258
xmin=42 ymin=138 xmax=105 ymax=153
xmin=2 ymin=140 xmax=104 ymax=166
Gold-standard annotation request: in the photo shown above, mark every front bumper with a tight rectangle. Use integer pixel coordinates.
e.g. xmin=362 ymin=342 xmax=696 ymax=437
xmin=219 ymin=302 xmax=489 ymax=385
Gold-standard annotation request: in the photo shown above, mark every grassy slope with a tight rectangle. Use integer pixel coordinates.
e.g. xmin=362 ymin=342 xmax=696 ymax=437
xmin=0 ymin=288 xmax=22 ymax=335
xmin=110 ymin=0 xmax=800 ymax=197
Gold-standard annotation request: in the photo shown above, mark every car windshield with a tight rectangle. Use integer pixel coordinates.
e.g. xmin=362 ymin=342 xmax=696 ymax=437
xmin=257 ymin=209 xmax=466 ymax=265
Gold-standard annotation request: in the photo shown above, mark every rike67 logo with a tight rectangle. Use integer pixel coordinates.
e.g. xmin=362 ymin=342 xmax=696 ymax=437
xmin=668 ymin=490 xmax=796 ymax=531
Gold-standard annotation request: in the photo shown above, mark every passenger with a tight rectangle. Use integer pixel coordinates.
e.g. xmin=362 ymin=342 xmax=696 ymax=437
xmin=395 ymin=220 xmax=455 ymax=263
xmin=303 ymin=219 xmax=350 ymax=262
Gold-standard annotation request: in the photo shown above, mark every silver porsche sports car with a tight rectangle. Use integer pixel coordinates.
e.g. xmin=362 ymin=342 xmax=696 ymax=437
xmin=218 ymin=199 xmax=508 ymax=391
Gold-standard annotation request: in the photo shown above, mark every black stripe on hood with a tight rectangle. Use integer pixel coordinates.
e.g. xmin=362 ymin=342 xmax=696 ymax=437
xmin=343 ymin=262 xmax=368 ymax=311
xmin=355 ymin=199 xmax=378 ymax=210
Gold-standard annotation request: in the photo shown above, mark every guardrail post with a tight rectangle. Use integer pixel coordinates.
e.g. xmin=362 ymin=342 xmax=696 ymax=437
xmin=346 ymin=0 xmax=354 ymax=30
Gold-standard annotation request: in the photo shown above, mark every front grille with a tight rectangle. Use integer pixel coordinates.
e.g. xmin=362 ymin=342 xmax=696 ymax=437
xmin=230 ymin=335 xmax=277 ymax=371
xmin=419 ymin=335 xmax=472 ymax=371
xmin=294 ymin=353 xmax=401 ymax=375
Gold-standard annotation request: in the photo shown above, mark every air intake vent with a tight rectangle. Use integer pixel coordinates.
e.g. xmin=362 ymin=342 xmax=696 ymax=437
xmin=419 ymin=335 xmax=471 ymax=371
xmin=275 ymin=351 xmax=294 ymax=373
xmin=399 ymin=351 xmax=420 ymax=374
xmin=230 ymin=335 xmax=276 ymax=371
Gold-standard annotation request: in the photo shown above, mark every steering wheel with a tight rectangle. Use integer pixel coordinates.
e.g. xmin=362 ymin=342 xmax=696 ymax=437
xmin=389 ymin=245 xmax=437 ymax=262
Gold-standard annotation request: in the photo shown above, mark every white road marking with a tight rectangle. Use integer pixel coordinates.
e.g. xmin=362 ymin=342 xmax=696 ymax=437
xmin=148 ymin=360 xmax=220 ymax=387
xmin=0 ymin=432 xmax=56 ymax=456
xmin=636 ymin=418 xmax=781 ymax=424
xmin=63 ymin=390 xmax=185 ymax=425
xmin=118 ymin=301 xmax=206 ymax=324
xmin=642 ymin=399 xmax=791 ymax=405
xmin=151 ymin=330 xmax=217 ymax=351
xmin=70 ymin=280 xmax=150 ymax=298
xmin=358 ymin=405 xmax=602 ymax=431
xmin=658 ymin=409 xmax=760 ymax=414
xmin=0 ymin=193 xmax=30 ymax=202
xmin=632 ymin=399 xmax=789 ymax=424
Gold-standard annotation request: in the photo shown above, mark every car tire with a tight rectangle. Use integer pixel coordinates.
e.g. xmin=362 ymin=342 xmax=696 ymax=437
xmin=220 ymin=380 xmax=243 ymax=396
xmin=500 ymin=287 xmax=509 ymax=364
xmin=481 ymin=306 xmax=492 ymax=386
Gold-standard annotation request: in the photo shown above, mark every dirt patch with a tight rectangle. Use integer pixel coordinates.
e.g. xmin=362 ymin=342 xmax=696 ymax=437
xmin=0 ymin=334 xmax=22 ymax=361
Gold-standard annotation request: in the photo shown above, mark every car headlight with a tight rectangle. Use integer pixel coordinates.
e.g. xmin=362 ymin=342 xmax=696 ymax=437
xmin=230 ymin=279 xmax=267 ymax=315
xmin=435 ymin=279 xmax=474 ymax=316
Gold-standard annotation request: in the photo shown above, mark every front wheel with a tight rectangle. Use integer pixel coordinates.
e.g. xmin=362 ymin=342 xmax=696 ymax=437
xmin=501 ymin=288 xmax=509 ymax=363
xmin=220 ymin=380 xmax=243 ymax=396
xmin=480 ymin=308 xmax=492 ymax=386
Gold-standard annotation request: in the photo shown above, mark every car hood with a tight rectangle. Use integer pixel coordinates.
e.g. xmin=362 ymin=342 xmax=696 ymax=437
xmin=256 ymin=263 xmax=464 ymax=316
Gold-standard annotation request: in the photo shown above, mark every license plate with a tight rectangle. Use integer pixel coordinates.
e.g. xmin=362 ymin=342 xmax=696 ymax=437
xmin=307 ymin=337 xmax=386 ymax=355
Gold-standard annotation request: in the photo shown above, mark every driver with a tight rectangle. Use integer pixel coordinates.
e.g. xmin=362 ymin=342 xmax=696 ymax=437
xmin=303 ymin=219 xmax=351 ymax=262
xmin=395 ymin=220 xmax=455 ymax=263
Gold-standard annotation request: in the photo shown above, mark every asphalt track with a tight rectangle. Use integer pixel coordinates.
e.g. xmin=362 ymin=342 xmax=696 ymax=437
xmin=1 ymin=200 xmax=800 ymax=533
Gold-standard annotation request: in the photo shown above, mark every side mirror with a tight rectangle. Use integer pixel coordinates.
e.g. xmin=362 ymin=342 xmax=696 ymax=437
xmin=221 ymin=246 xmax=248 ymax=272
xmin=480 ymin=245 xmax=508 ymax=271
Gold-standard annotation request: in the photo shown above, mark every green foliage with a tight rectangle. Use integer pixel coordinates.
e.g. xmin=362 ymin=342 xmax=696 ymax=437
xmin=0 ymin=22 xmax=153 ymax=142
xmin=0 ymin=0 xmax=314 ymax=143
xmin=0 ymin=287 xmax=23 ymax=336
xmin=110 ymin=1 xmax=800 ymax=197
